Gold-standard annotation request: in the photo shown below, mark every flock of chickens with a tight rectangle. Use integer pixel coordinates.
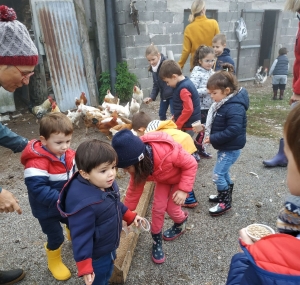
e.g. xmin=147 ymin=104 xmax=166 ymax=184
xmin=29 ymin=86 xmax=144 ymax=138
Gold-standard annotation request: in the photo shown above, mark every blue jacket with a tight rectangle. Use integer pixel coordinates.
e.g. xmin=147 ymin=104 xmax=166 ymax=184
xmin=215 ymin=48 xmax=235 ymax=72
xmin=150 ymin=54 xmax=174 ymax=101
xmin=173 ymin=77 xmax=201 ymax=129
xmin=210 ymin=87 xmax=249 ymax=151
xmin=57 ymin=172 xmax=136 ymax=276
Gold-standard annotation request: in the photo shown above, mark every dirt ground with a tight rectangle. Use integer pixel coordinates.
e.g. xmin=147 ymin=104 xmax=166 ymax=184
xmin=0 ymin=77 xmax=292 ymax=284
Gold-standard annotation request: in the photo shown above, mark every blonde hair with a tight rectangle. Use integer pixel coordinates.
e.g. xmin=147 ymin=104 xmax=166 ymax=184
xmin=145 ymin=43 xmax=159 ymax=57
xmin=188 ymin=0 xmax=205 ymax=23
xmin=212 ymin=34 xmax=227 ymax=45
xmin=284 ymin=0 xmax=300 ymax=12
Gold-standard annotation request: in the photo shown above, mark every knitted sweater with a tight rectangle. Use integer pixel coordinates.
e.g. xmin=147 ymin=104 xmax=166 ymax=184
xmin=178 ymin=15 xmax=220 ymax=69
xmin=190 ymin=66 xmax=214 ymax=109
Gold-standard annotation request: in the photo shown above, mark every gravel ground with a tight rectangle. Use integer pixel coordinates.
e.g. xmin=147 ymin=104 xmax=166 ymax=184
xmin=0 ymin=83 xmax=290 ymax=284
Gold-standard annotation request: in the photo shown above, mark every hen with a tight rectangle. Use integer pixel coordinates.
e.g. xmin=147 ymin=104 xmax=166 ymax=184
xmin=104 ymin=90 xmax=119 ymax=105
xmin=51 ymin=101 xmax=61 ymax=113
xmin=255 ymin=66 xmax=268 ymax=86
xmin=29 ymin=96 xmax=54 ymax=120
xmin=75 ymin=92 xmax=88 ymax=107
xmin=129 ymin=98 xmax=140 ymax=116
xmin=67 ymin=110 xmax=81 ymax=128
xmin=132 ymin=85 xmax=143 ymax=104
xmin=96 ymin=116 xmax=119 ymax=138
xmin=83 ymin=111 xmax=104 ymax=134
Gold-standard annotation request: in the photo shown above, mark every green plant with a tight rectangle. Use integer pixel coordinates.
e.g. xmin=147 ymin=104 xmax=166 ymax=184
xmin=115 ymin=62 xmax=139 ymax=102
xmin=98 ymin=71 xmax=111 ymax=102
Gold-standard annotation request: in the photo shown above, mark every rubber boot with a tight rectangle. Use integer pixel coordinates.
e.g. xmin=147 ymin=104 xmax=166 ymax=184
xmin=151 ymin=232 xmax=166 ymax=264
xmin=44 ymin=243 xmax=71 ymax=281
xmin=163 ymin=213 xmax=188 ymax=241
xmin=0 ymin=269 xmax=25 ymax=285
xmin=262 ymin=138 xmax=288 ymax=167
xmin=209 ymin=183 xmax=234 ymax=203
xmin=273 ymin=90 xmax=278 ymax=100
xmin=279 ymin=90 xmax=284 ymax=100
xmin=65 ymin=225 xmax=71 ymax=241
xmin=194 ymin=132 xmax=212 ymax=159
xmin=209 ymin=189 xmax=231 ymax=216
xmin=182 ymin=189 xmax=198 ymax=208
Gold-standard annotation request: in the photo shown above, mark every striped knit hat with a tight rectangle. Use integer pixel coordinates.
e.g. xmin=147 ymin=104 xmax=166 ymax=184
xmin=0 ymin=5 xmax=38 ymax=66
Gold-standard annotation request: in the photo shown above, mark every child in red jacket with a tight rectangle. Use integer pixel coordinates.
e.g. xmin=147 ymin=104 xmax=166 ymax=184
xmin=112 ymin=129 xmax=198 ymax=264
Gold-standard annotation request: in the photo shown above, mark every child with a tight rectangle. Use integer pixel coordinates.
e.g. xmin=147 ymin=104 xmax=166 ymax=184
xmin=112 ymin=129 xmax=198 ymax=264
xmin=159 ymin=59 xmax=201 ymax=136
xmin=269 ymin=47 xmax=289 ymax=100
xmin=143 ymin=44 xmax=174 ymax=120
xmin=57 ymin=140 xmax=142 ymax=285
xmin=212 ymin=34 xmax=235 ymax=72
xmin=21 ymin=113 xmax=75 ymax=281
xmin=132 ymin=111 xmax=199 ymax=208
xmin=190 ymin=45 xmax=215 ymax=158
xmin=226 ymin=103 xmax=300 ymax=285
xmin=202 ymin=63 xmax=249 ymax=216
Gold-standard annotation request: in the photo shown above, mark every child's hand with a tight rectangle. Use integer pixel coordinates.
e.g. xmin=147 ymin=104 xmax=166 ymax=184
xmin=143 ymin=97 xmax=152 ymax=104
xmin=204 ymin=136 xmax=210 ymax=144
xmin=83 ymin=273 xmax=95 ymax=285
xmin=172 ymin=190 xmax=188 ymax=205
xmin=133 ymin=214 xmax=143 ymax=227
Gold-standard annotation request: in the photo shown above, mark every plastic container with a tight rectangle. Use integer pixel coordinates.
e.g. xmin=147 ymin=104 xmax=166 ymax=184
xmin=245 ymin=223 xmax=275 ymax=242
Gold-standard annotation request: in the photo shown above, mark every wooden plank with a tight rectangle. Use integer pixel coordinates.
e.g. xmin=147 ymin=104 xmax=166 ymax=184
xmin=110 ymin=181 xmax=154 ymax=284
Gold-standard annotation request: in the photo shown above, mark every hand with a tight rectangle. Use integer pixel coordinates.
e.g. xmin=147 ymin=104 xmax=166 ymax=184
xmin=289 ymin=93 xmax=300 ymax=105
xmin=83 ymin=273 xmax=95 ymax=285
xmin=143 ymin=97 xmax=152 ymax=104
xmin=239 ymin=228 xmax=254 ymax=245
xmin=133 ymin=214 xmax=143 ymax=227
xmin=0 ymin=189 xmax=22 ymax=214
xmin=203 ymin=136 xmax=210 ymax=144
xmin=172 ymin=190 xmax=188 ymax=205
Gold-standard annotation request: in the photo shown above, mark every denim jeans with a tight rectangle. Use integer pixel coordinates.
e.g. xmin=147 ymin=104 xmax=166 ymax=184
xmin=92 ymin=251 xmax=116 ymax=285
xmin=213 ymin=150 xmax=241 ymax=191
xmin=159 ymin=98 xmax=173 ymax=120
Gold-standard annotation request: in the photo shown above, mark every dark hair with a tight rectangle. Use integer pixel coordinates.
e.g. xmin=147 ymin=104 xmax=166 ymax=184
xmin=212 ymin=34 xmax=227 ymax=45
xmin=207 ymin=63 xmax=238 ymax=94
xmin=75 ymin=139 xmax=117 ymax=174
xmin=159 ymin=59 xmax=182 ymax=79
xmin=193 ymin=45 xmax=215 ymax=68
xmin=279 ymin=47 xmax=287 ymax=55
xmin=132 ymin=111 xmax=152 ymax=131
xmin=40 ymin=112 xmax=73 ymax=140
xmin=284 ymin=103 xmax=300 ymax=173
xmin=132 ymin=152 xmax=153 ymax=185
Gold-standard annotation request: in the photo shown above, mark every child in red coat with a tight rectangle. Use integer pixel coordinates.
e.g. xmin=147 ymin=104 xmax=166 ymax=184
xmin=112 ymin=129 xmax=198 ymax=264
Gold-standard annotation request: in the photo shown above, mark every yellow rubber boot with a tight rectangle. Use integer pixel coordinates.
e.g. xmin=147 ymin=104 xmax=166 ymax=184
xmin=44 ymin=243 xmax=71 ymax=281
xmin=65 ymin=225 xmax=71 ymax=241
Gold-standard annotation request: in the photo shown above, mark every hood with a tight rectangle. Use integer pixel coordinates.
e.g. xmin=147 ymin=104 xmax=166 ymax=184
xmin=225 ymin=87 xmax=249 ymax=111
xmin=219 ymin=48 xmax=231 ymax=57
xmin=145 ymin=120 xmax=177 ymax=133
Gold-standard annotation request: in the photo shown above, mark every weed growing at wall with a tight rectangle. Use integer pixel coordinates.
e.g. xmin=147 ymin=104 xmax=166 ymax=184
xmin=99 ymin=71 xmax=111 ymax=102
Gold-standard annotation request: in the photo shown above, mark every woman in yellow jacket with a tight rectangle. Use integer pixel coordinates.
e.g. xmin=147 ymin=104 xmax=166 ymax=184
xmin=178 ymin=0 xmax=220 ymax=70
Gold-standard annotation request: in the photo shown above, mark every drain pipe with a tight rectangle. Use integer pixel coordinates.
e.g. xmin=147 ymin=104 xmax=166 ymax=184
xmin=105 ymin=0 xmax=117 ymax=93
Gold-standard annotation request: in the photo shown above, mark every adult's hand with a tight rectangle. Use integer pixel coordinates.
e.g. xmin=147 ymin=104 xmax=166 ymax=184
xmin=0 ymin=189 xmax=22 ymax=214
xmin=289 ymin=93 xmax=300 ymax=105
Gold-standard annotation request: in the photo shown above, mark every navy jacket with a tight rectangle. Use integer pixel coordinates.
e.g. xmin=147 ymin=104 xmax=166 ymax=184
xmin=150 ymin=54 xmax=174 ymax=101
xmin=57 ymin=172 xmax=136 ymax=276
xmin=210 ymin=87 xmax=249 ymax=151
xmin=215 ymin=48 xmax=235 ymax=72
xmin=173 ymin=77 xmax=201 ymax=129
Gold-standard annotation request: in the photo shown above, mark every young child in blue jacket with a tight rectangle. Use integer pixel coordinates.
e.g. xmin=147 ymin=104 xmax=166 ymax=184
xmin=202 ymin=63 xmax=249 ymax=216
xmin=57 ymin=139 xmax=142 ymax=285
xmin=143 ymin=44 xmax=174 ymax=120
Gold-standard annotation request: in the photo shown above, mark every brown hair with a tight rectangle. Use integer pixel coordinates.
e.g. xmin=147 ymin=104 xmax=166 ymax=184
xmin=132 ymin=153 xmax=153 ymax=185
xmin=212 ymin=34 xmax=227 ymax=45
xmin=193 ymin=45 xmax=215 ymax=68
xmin=207 ymin=63 xmax=238 ymax=94
xmin=145 ymin=43 xmax=159 ymax=57
xmin=279 ymin=47 xmax=288 ymax=55
xmin=75 ymin=139 xmax=117 ymax=174
xmin=284 ymin=103 xmax=300 ymax=173
xmin=40 ymin=112 xmax=73 ymax=140
xmin=159 ymin=59 xmax=182 ymax=79
xmin=189 ymin=0 xmax=205 ymax=22
xmin=132 ymin=111 xmax=152 ymax=131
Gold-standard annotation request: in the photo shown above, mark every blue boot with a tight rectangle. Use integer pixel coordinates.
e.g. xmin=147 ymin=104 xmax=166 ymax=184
xmin=182 ymin=189 xmax=198 ymax=208
xmin=163 ymin=214 xmax=188 ymax=241
xmin=151 ymin=232 xmax=165 ymax=264
xmin=263 ymin=138 xmax=287 ymax=167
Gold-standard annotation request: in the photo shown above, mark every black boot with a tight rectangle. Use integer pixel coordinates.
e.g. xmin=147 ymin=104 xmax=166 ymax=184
xmin=263 ymin=138 xmax=288 ymax=167
xmin=273 ymin=90 xmax=278 ymax=100
xmin=163 ymin=214 xmax=188 ymax=241
xmin=151 ymin=232 xmax=165 ymax=264
xmin=279 ymin=90 xmax=284 ymax=100
xmin=209 ymin=183 xmax=234 ymax=203
xmin=0 ymin=269 xmax=25 ymax=285
xmin=209 ymin=189 xmax=231 ymax=216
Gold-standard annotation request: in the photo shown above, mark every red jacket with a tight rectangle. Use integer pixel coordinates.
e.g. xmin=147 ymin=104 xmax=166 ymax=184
xmin=293 ymin=21 xmax=300 ymax=95
xmin=124 ymin=131 xmax=198 ymax=210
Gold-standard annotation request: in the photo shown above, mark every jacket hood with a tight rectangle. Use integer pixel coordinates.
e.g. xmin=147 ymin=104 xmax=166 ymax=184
xmin=145 ymin=120 xmax=177 ymax=133
xmin=58 ymin=172 xmax=120 ymax=217
xmin=225 ymin=87 xmax=249 ymax=111
xmin=220 ymin=48 xmax=231 ymax=57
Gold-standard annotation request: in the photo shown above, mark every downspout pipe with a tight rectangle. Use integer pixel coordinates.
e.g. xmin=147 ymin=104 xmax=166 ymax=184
xmin=105 ymin=0 xmax=117 ymax=93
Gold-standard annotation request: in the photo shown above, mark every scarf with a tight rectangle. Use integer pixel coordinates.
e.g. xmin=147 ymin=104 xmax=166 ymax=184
xmin=204 ymin=89 xmax=240 ymax=145
xmin=152 ymin=56 xmax=161 ymax=72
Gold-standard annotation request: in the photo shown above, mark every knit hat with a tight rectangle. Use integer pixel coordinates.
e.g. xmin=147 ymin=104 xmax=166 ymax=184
xmin=112 ymin=129 xmax=146 ymax=168
xmin=0 ymin=6 xmax=38 ymax=66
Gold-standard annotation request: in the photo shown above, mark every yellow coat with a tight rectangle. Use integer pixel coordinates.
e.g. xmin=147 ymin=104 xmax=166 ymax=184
xmin=178 ymin=15 xmax=220 ymax=69
xmin=146 ymin=120 xmax=197 ymax=154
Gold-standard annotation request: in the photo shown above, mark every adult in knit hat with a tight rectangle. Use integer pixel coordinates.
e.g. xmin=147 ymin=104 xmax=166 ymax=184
xmin=0 ymin=5 xmax=38 ymax=285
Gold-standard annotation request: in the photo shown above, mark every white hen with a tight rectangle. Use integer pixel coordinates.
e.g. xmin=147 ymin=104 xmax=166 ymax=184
xmin=132 ymin=85 xmax=143 ymax=104
xmin=130 ymin=98 xmax=140 ymax=115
